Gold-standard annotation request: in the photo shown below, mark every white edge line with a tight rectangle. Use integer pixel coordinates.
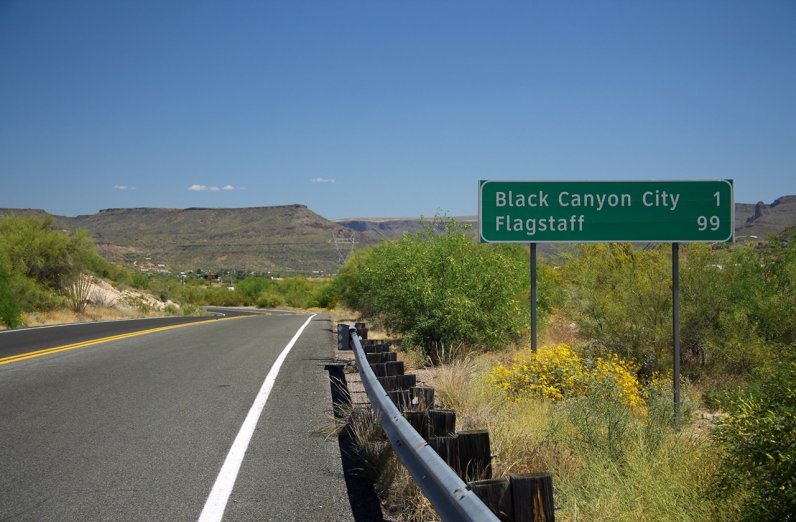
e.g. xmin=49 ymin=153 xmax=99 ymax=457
xmin=198 ymin=313 xmax=317 ymax=522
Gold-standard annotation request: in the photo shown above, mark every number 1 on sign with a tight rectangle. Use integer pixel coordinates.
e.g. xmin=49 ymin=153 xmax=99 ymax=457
xmin=714 ymin=192 xmax=720 ymax=206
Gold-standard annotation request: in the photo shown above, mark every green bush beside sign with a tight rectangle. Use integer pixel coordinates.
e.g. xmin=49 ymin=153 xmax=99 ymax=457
xmin=479 ymin=180 xmax=734 ymax=243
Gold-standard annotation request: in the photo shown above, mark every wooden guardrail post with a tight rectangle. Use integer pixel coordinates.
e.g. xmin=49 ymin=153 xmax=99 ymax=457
xmin=511 ymin=473 xmax=555 ymax=522
xmin=337 ymin=324 xmax=351 ymax=350
xmin=385 ymin=360 xmax=404 ymax=376
xmin=470 ymin=473 xmax=555 ymax=522
xmin=428 ymin=409 xmax=456 ymax=437
xmin=470 ymin=478 xmax=512 ymax=521
xmin=387 ymin=389 xmax=411 ymax=410
xmin=405 ymin=411 xmax=430 ymax=438
xmin=364 ymin=343 xmax=389 ymax=354
xmin=355 ymin=322 xmax=368 ymax=339
xmin=457 ymin=430 xmax=492 ymax=481
xmin=429 ymin=435 xmax=460 ymax=475
xmin=409 ymin=386 xmax=435 ymax=410
xmin=378 ymin=374 xmax=417 ymax=391
xmin=366 ymin=351 xmax=397 ymax=364
xmin=323 ymin=362 xmax=351 ymax=419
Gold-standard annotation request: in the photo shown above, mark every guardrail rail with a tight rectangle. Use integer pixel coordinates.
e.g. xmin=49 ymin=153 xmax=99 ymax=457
xmin=341 ymin=323 xmax=555 ymax=522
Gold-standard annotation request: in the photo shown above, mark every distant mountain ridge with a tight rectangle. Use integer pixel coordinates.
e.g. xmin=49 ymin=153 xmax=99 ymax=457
xmin=1 ymin=205 xmax=379 ymax=275
xmin=335 ymin=216 xmax=478 ymax=239
xmin=1 ymin=196 xmax=794 ymax=274
xmin=734 ymin=195 xmax=796 ymax=239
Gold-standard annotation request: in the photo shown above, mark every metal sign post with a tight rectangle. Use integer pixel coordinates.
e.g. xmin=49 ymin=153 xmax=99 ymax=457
xmin=530 ymin=243 xmax=538 ymax=352
xmin=672 ymin=242 xmax=682 ymax=428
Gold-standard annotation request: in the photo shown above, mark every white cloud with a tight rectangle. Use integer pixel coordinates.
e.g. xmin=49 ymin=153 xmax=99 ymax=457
xmin=113 ymin=184 xmax=135 ymax=191
xmin=190 ymin=183 xmax=243 ymax=192
xmin=310 ymin=177 xmax=336 ymax=184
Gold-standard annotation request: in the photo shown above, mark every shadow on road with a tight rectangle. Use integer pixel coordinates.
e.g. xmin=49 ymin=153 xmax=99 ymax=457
xmin=325 ymin=363 xmax=386 ymax=522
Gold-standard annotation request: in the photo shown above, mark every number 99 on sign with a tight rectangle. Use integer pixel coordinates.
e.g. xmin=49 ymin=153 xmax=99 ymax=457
xmin=697 ymin=215 xmax=720 ymax=231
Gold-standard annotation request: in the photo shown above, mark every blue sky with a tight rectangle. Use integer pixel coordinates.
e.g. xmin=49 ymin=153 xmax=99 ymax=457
xmin=1 ymin=1 xmax=794 ymax=219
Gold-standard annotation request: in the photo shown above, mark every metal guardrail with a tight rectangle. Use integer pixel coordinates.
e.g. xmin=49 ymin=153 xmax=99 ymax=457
xmin=348 ymin=325 xmax=500 ymax=522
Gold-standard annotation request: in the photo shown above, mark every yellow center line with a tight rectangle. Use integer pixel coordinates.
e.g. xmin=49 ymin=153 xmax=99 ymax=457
xmin=0 ymin=315 xmax=252 ymax=366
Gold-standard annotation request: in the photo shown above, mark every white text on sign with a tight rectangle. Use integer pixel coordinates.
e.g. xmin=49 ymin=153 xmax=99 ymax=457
xmin=495 ymin=190 xmax=681 ymax=211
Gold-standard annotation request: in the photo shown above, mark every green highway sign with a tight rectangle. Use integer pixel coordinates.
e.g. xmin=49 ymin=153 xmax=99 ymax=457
xmin=479 ymin=180 xmax=734 ymax=243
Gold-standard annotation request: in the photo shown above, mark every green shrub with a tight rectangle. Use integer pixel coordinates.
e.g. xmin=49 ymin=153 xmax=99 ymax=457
xmin=753 ymin=231 xmax=796 ymax=346
xmin=559 ymin=240 xmax=796 ymax=380
xmin=180 ymin=303 xmax=201 ymax=316
xmin=712 ymin=361 xmax=796 ymax=521
xmin=84 ymin=253 xmax=131 ymax=285
xmin=559 ymin=243 xmax=671 ymax=369
xmin=131 ymin=273 xmax=150 ymax=290
xmin=338 ymin=219 xmax=542 ymax=362
xmin=0 ymin=216 xmax=95 ymax=290
xmin=310 ymin=280 xmax=338 ymax=309
xmin=202 ymin=287 xmax=246 ymax=307
xmin=179 ymin=285 xmax=205 ymax=305
xmin=236 ymin=277 xmax=274 ymax=302
xmin=0 ymin=268 xmax=21 ymax=328
xmin=562 ymin=378 xmax=634 ymax=462
xmin=7 ymin=271 xmax=60 ymax=311
xmin=255 ymin=291 xmax=283 ymax=308
xmin=0 ymin=215 xmax=131 ymax=313
xmin=279 ymin=277 xmax=313 ymax=308
xmin=680 ymin=244 xmax=773 ymax=376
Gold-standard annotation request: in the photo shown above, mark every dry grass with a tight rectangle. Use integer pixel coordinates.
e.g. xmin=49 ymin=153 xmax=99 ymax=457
xmin=543 ymin=308 xmax=583 ymax=346
xmin=329 ymin=320 xmax=724 ymax=520
xmin=23 ymin=306 xmax=123 ymax=326
xmin=419 ymin=352 xmax=562 ymax=476
xmin=18 ymin=304 xmax=172 ymax=329
xmin=385 ymin=345 xmax=723 ymax=521
xmin=327 ymin=307 xmax=397 ymax=340
xmin=326 ymin=307 xmax=363 ymax=328
xmin=347 ymin=405 xmax=441 ymax=521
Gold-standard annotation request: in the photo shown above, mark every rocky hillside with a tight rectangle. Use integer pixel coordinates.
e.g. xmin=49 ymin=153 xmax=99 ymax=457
xmin=1 ymin=205 xmax=378 ymax=275
xmin=335 ymin=216 xmax=478 ymax=239
xmin=735 ymin=196 xmax=796 ymax=239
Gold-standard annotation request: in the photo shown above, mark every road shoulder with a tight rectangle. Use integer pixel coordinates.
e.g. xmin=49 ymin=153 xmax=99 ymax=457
xmin=224 ymin=314 xmax=354 ymax=521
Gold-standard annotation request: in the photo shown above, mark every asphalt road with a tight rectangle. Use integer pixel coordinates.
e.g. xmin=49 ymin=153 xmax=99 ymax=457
xmin=0 ymin=312 xmax=353 ymax=521
xmin=0 ymin=307 xmax=265 ymax=362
